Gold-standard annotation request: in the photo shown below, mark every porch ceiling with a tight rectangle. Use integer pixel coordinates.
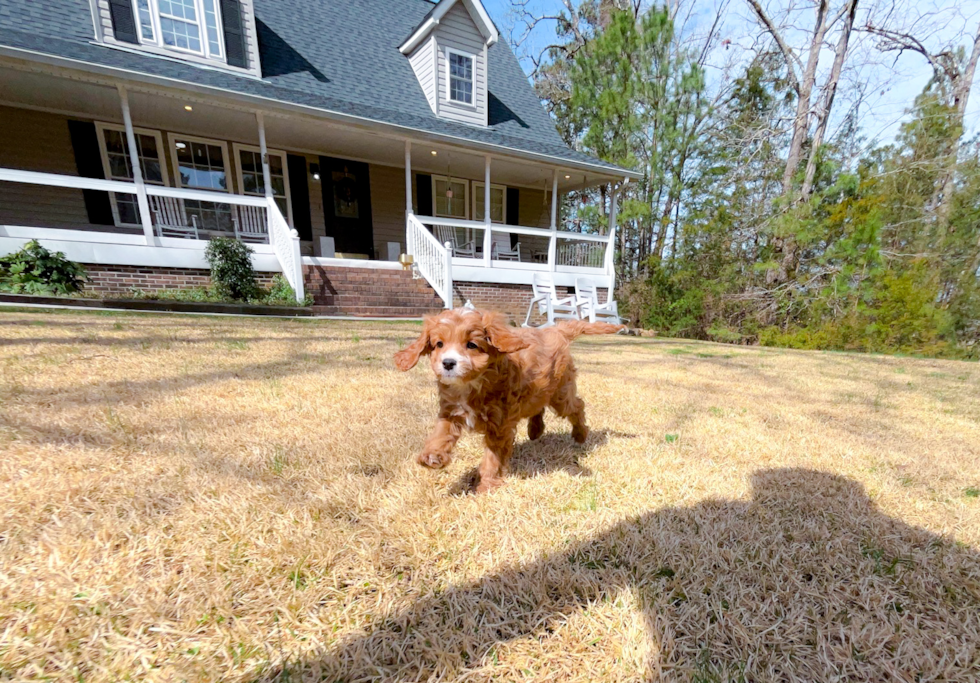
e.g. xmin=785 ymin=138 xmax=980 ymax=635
xmin=0 ymin=64 xmax=624 ymax=191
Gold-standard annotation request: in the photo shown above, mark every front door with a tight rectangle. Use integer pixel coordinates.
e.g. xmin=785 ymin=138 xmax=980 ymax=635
xmin=320 ymin=157 xmax=374 ymax=257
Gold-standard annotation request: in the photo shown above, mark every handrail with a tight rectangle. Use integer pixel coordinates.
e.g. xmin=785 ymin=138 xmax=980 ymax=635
xmin=407 ymin=213 xmax=452 ymax=308
xmin=147 ymin=185 xmax=268 ymax=207
xmin=413 ymin=214 xmax=611 ymax=242
xmin=0 ymin=168 xmax=139 ymax=193
xmin=266 ymin=198 xmax=305 ymax=303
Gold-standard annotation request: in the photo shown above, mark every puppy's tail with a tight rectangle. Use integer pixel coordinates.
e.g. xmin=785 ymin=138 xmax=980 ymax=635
xmin=557 ymin=320 xmax=627 ymax=341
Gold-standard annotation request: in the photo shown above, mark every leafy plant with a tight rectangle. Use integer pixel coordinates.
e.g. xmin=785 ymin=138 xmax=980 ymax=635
xmin=0 ymin=240 xmax=87 ymax=295
xmin=204 ymin=237 xmax=258 ymax=301
xmin=264 ymin=274 xmax=313 ymax=306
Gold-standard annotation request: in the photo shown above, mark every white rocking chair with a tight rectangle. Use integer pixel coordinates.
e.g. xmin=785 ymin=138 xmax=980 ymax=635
xmin=491 ymin=233 xmax=522 ymax=261
xmin=435 ymin=224 xmax=478 ymax=259
xmin=150 ymin=195 xmax=198 ymax=239
xmin=575 ymin=277 xmax=622 ymax=324
xmin=523 ymin=272 xmax=584 ymax=328
xmin=233 ymin=205 xmax=269 ymax=243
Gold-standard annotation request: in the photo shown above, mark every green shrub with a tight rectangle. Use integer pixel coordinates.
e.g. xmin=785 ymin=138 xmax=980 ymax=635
xmin=0 ymin=240 xmax=87 ymax=295
xmin=263 ymin=274 xmax=313 ymax=307
xmin=204 ymin=237 xmax=257 ymax=300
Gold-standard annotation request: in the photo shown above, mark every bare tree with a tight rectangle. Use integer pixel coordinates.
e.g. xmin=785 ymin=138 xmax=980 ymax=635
xmin=865 ymin=17 xmax=980 ymax=229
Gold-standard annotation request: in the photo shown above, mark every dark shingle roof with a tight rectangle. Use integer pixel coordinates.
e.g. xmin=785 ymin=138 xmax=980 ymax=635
xmin=0 ymin=0 xmax=633 ymax=176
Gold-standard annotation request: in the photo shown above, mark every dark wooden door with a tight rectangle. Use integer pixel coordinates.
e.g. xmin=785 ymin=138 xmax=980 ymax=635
xmin=320 ymin=157 xmax=374 ymax=257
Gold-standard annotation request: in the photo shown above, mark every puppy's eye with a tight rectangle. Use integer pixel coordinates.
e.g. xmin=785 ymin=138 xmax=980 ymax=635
xmin=435 ymin=341 xmax=444 ymax=348
xmin=466 ymin=341 xmax=479 ymax=350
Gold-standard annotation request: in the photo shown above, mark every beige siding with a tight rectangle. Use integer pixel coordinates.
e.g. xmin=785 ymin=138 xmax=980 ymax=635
xmin=369 ymin=164 xmax=407 ymax=259
xmin=434 ymin=3 xmax=488 ymax=127
xmin=408 ymin=36 xmax=437 ymax=113
xmin=239 ymin=0 xmax=262 ymax=77
xmin=0 ymin=106 xmax=107 ymax=232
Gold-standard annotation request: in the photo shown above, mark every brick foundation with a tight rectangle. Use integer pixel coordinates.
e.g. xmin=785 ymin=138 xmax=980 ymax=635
xmin=83 ymin=264 xmax=277 ymax=296
xmin=452 ymin=282 xmax=609 ymax=323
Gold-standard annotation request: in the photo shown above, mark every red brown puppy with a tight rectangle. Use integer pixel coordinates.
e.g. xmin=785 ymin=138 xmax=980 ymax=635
xmin=394 ymin=307 xmax=625 ymax=493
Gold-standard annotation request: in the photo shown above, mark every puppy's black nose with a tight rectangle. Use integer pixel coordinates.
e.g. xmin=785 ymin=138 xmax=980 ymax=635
xmin=442 ymin=359 xmax=457 ymax=371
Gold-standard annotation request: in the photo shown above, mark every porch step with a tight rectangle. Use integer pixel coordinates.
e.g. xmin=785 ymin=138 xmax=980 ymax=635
xmin=304 ymin=264 xmax=445 ymax=316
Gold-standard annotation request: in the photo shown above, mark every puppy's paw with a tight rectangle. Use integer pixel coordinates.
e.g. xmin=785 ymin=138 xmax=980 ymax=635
xmin=475 ymin=476 xmax=505 ymax=494
xmin=417 ymin=451 xmax=452 ymax=469
xmin=572 ymin=424 xmax=589 ymax=444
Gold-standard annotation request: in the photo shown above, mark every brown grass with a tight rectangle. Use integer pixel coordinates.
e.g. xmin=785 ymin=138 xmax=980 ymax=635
xmin=1 ymin=309 xmax=979 ymax=682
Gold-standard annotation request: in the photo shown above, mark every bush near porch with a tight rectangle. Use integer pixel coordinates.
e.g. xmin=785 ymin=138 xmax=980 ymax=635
xmin=0 ymin=310 xmax=979 ymax=681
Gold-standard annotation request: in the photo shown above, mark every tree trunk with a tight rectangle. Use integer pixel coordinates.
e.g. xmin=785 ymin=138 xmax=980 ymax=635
xmin=801 ymin=0 xmax=858 ymax=200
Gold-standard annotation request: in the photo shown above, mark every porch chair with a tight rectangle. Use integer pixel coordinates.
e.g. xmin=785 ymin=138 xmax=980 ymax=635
xmin=434 ymin=224 xmax=478 ymax=259
xmin=574 ymin=276 xmax=622 ymax=324
xmin=233 ymin=205 xmax=269 ymax=243
xmin=150 ymin=195 xmax=198 ymax=239
xmin=523 ymin=272 xmax=585 ymax=328
xmin=491 ymin=233 xmax=522 ymax=261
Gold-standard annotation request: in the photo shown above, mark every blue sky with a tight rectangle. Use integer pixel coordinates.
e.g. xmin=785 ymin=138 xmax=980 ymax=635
xmin=479 ymin=0 xmax=980 ymax=148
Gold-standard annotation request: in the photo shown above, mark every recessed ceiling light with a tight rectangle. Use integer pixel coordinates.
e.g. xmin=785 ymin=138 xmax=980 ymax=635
xmin=431 ymin=150 xmax=438 ymax=156
xmin=564 ymin=174 xmax=571 ymax=179
xmin=184 ymin=105 xmax=193 ymax=111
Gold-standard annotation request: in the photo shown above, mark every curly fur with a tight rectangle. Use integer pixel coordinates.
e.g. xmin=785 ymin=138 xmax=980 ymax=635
xmin=394 ymin=308 xmax=625 ymax=492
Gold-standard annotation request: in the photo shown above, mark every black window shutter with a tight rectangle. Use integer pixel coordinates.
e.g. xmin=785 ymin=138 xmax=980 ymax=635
xmin=220 ymin=0 xmax=248 ymax=68
xmin=108 ymin=0 xmax=139 ymax=44
xmin=416 ymin=174 xmax=432 ymax=216
xmin=67 ymin=120 xmax=115 ymax=226
xmin=506 ymin=187 xmax=520 ymax=247
xmin=286 ymin=154 xmax=312 ymax=241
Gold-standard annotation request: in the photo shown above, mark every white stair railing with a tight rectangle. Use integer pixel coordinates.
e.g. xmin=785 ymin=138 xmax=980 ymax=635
xmin=266 ymin=198 xmax=305 ymax=303
xmin=406 ymin=213 xmax=453 ymax=308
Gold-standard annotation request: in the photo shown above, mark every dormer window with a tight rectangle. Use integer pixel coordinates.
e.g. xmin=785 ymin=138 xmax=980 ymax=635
xmin=132 ymin=0 xmax=224 ymax=59
xmin=448 ymin=51 xmax=474 ymax=105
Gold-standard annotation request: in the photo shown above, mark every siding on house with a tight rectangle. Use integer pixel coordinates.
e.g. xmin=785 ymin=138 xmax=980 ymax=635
xmin=433 ymin=2 xmax=488 ymax=127
xmin=0 ymin=105 xmax=118 ymax=232
xmin=408 ymin=36 xmax=437 ymax=114
xmin=95 ymin=0 xmax=262 ymax=77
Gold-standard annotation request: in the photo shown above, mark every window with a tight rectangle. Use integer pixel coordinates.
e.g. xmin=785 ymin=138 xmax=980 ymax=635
xmin=169 ymin=135 xmax=233 ymax=232
xmin=432 ymin=175 xmax=469 ymax=219
xmin=234 ymin=144 xmax=292 ymax=224
xmin=95 ymin=123 xmax=168 ymax=227
xmin=447 ymin=50 xmax=474 ymax=105
xmin=473 ymin=183 xmax=506 ymax=223
xmin=130 ymin=0 xmax=223 ymax=59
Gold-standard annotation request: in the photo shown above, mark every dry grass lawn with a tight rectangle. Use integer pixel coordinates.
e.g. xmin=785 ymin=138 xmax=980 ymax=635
xmin=1 ymin=308 xmax=979 ymax=682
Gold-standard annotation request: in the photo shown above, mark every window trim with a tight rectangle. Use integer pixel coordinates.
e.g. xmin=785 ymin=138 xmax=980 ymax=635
xmin=168 ymin=133 xmax=231 ymax=193
xmin=233 ymin=143 xmax=293 ymax=226
xmin=94 ymin=122 xmax=169 ymax=228
xmin=444 ymin=47 xmax=476 ymax=107
xmin=472 ymin=182 xmax=507 ymax=224
xmin=131 ymin=0 xmax=225 ymax=60
xmin=430 ymin=174 xmax=470 ymax=220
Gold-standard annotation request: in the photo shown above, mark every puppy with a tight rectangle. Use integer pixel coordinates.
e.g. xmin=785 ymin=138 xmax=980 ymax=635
xmin=394 ymin=308 xmax=624 ymax=492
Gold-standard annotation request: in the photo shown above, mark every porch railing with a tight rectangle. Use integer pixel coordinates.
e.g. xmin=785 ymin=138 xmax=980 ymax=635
xmin=406 ymin=213 xmax=453 ymax=308
xmin=412 ymin=215 xmax=613 ymax=273
xmin=0 ymin=168 xmax=304 ymax=302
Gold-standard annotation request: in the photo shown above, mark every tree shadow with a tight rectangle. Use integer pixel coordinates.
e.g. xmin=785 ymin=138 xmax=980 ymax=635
xmin=256 ymin=18 xmax=329 ymax=83
xmin=258 ymin=468 xmax=980 ymax=681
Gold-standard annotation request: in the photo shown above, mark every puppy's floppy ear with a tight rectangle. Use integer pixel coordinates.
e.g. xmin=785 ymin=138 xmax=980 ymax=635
xmin=394 ymin=317 xmax=434 ymax=370
xmin=483 ymin=311 xmax=528 ymax=354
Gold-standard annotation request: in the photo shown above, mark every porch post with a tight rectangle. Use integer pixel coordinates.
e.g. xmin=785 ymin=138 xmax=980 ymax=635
xmin=606 ymin=184 xmax=620 ymax=295
xmin=405 ymin=140 xmax=413 ymax=214
xmin=117 ymin=86 xmax=155 ymax=245
xmin=548 ymin=169 xmax=559 ymax=272
xmin=483 ymin=155 xmax=492 ymax=267
xmin=256 ymin=112 xmax=273 ymax=199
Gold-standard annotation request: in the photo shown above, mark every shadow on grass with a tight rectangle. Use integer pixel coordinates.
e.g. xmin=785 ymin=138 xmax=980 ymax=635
xmin=257 ymin=468 xmax=980 ymax=681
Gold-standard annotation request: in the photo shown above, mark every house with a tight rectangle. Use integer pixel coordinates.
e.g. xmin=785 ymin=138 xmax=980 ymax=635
xmin=0 ymin=0 xmax=638 ymax=316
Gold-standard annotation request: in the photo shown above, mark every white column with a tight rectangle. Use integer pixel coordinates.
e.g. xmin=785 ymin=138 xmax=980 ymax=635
xmin=117 ymin=86 xmax=155 ymax=245
xmin=606 ymin=184 xmax=620 ymax=294
xmin=405 ymin=140 xmax=413 ymax=214
xmin=256 ymin=112 xmax=273 ymax=199
xmin=483 ymin=155 xmax=492 ymax=267
xmin=548 ymin=169 xmax=559 ymax=272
